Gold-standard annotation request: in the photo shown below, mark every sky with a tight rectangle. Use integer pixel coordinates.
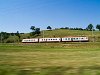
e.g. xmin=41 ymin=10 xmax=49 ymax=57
xmin=0 ymin=0 xmax=100 ymax=33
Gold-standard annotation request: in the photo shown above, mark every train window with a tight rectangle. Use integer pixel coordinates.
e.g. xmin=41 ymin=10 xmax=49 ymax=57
xmin=81 ymin=38 xmax=83 ymax=39
xmin=65 ymin=38 xmax=67 ymax=40
xmin=68 ymin=38 xmax=70 ymax=40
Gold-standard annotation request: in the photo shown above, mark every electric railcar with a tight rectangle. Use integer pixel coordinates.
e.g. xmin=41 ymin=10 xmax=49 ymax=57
xmin=62 ymin=37 xmax=88 ymax=42
xmin=22 ymin=38 xmax=38 ymax=43
xmin=22 ymin=36 xmax=88 ymax=43
xmin=39 ymin=38 xmax=61 ymax=42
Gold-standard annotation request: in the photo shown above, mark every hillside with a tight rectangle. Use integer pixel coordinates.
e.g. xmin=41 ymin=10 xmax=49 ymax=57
xmin=20 ymin=29 xmax=100 ymax=42
xmin=33 ymin=29 xmax=99 ymax=42
xmin=38 ymin=29 xmax=100 ymax=37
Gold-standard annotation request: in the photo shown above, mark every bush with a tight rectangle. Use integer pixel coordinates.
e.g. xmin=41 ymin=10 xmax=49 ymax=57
xmin=5 ymin=36 xmax=19 ymax=43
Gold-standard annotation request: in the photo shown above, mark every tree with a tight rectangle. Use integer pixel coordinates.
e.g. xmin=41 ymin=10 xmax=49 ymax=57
xmin=30 ymin=26 xmax=36 ymax=36
xmin=5 ymin=36 xmax=19 ymax=43
xmin=0 ymin=32 xmax=10 ymax=43
xmin=30 ymin=26 xmax=41 ymax=36
xmin=16 ymin=31 xmax=20 ymax=42
xmin=30 ymin=26 xmax=35 ymax=31
xmin=86 ymin=24 xmax=94 ymax=31
xmin=65 ymin=27 xmax=69 ymax=29
xmin=96 ymin=24 xmax=100 ymax=31
xmin=47 ymin=26 xmax=52 ymax=30
xmin=35 ymin=28 xmax=40 ymax=35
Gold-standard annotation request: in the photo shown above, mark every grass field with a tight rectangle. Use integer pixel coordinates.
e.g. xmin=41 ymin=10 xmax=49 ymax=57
xmin=0 ymin=42 xmax=100 ymax=75
xmin=39 ymin=29 xmax=100 ymax=38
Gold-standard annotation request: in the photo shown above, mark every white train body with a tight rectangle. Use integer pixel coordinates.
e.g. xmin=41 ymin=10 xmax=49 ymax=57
xmin=62 ymin=37 xmax=88 ymax=42
xmin=22 ymin=36 xmax=89 ymax=43
xmin=39 ymin=38 xmax=61 ymax=42
xmin=22 ymin=38 xmax=38 ymax=43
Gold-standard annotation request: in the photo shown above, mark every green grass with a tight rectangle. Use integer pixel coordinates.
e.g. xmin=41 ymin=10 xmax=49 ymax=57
xmin=38 ymin=29 xmax=100 ymax=37
xmin=0 ymin=43 xmax=100 ymax=75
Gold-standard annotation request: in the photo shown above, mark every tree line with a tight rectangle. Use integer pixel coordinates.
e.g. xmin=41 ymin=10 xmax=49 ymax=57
xmin=0 ymin=31 xmax=22 ymax=43
xmin=30 ymin=24 xmax=100 ymax=38
xmin=0 ymin=24 xmax=100 ymax=43
xmin=60 ymin=24 xmax=100 ymax=31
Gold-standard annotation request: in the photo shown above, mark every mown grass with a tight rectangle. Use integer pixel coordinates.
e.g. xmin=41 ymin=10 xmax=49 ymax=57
xmin=0 ymin=42 xmax=100 ymax=75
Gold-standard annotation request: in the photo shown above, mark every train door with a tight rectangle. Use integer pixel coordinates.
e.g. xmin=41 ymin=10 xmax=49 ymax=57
xmin=71 ymin=38 xmax=73 ymax=41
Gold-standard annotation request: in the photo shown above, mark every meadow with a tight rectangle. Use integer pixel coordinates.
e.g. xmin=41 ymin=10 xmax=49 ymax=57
xmin=0 ymin=42 xmax=100 ymax=75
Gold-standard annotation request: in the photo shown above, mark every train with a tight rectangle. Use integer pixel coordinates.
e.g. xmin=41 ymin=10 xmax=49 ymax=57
xmin=22 ymin=36 xmax=89 ymax=43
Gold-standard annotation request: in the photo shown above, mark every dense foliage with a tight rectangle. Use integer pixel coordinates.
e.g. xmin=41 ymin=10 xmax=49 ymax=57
xmin=96 ymin=24 xmax=100 ymax=31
